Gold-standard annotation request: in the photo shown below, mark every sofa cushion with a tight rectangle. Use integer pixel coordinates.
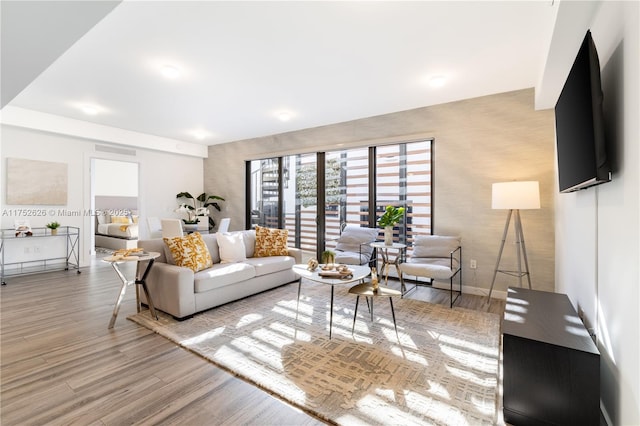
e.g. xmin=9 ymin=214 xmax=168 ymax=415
xmin=335 ymin=251 xmax=369 ymax=265
xmin=217 ymin=232 xmax=247 ymax=263
xmin=137 ymin=238 xmax=168 ymax=263
xmin=202 ymin=233 xmax=221 ymax=263
xmin=400 ymin=257 xmax=459 ymax=280
xmin=254 ymin=226 xmax=289 ymax=257
xmin=194 ymin=262 xmax=256 ymax=293
xmin=163 ymin=232 xmax=213 ymax=272
xmin=241 ymin=229 xmax=256 ymax=258
xmin=335 ymin=225 xmax=379 ymax=256
xmin=244 ymin=255 xmax=296 ymax=277
xmin=412 ymin=235 xmax=460 ymax=258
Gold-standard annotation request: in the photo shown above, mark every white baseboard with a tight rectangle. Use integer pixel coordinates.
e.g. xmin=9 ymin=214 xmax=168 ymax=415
xmin=428 ymin=281 xmax=508 ymax=300
xmin=386 ymin=269 xmax=509 ymax=301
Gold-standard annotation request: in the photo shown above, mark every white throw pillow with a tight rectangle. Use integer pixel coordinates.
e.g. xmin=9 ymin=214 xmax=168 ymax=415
xmin=97 ymin=213 xmax=110 ymax=225
xmin=217 ymin=232 xmax=247 ymax=263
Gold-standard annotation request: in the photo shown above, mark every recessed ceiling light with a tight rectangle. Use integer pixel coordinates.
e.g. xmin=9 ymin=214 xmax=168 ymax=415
xmin=160 ymin=64 xmax=181 ymax=79
xmin=191 ymin=130 xmax=208 ymax=140
xmin=429 ymin=76 xmax=446 ymax=88
xmin=277 ymin=111 xmax=292 ymax=122
xmin=81 ymin=105 xmax=99 ymax=115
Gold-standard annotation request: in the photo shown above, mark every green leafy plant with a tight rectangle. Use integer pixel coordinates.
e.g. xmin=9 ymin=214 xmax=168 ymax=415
xmin=377 ymin=205 xmax=405 ymax=228
xmin=45 ymin=221 xmax=61 ymax=229
xmin=296 ymin=159 xmax=343 ymax=208
xmin=322 ymin=250 xmax=335 ymax=264
xmin=176 ymin=192 xmax=225 ymax=228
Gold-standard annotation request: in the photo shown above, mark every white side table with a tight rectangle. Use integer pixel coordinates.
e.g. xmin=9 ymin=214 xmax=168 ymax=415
xmin=102 ymin=251 xmax=160 ymax=329
xmin=370 ymin=242 xmax=407 ymax=287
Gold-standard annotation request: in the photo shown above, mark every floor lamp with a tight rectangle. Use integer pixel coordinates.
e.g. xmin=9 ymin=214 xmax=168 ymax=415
xmin=487 ymin=181 xmax=540 ymax=300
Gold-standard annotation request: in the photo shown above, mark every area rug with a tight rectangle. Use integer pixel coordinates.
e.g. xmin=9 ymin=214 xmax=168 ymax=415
xmin=95 ymin=247 xmax=115 ymax=254
xmin=128 ymin=280 xmax=501 ymax=425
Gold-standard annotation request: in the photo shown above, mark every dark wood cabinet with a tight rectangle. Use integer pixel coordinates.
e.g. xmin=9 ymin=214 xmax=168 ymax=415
xmin=503 ymin=287 xmax=600 ymax=425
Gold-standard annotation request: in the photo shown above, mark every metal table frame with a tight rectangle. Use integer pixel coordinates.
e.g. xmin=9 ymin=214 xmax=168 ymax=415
xmin=293 ymin=264 xmax=370 ymax=339
xmin=348 ymin=283 xmax=402 ymax=338
xmin=103 ymin=252 xmax=160 ymax=329
xmin=370 ymin=241 xmax=407 ymax=288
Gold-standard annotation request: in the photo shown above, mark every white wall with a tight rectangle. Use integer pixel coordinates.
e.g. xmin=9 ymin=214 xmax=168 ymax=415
xmin=94 ymin=158 xmax=138 ymax=197
xmin=1 ymin=124 xmax=204 ymax=266
xmin=554 ymin=2 xmax=639 ymax=424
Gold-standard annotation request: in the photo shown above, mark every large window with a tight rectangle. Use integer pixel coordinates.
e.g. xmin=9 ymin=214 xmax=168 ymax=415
xmin=324 ymin=147 xmax=370 ymax=251
xmin=246 ymin=140 xmax=432 ymax=258
xmin=375 ymin=141 xmax=432 ymax=252
xmin=248 ymin=158 xmax=281 ymax=228
xmin=286 ymin=153 xmax=317 ymax=253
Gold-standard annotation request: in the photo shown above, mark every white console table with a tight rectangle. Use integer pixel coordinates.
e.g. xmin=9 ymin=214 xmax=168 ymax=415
xmin=1 ymin=226 xmax=81 ymax=285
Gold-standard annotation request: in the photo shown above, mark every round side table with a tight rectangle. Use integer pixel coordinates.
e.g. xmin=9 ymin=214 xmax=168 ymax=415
xmin=348 ymin=282 xmax=402 ymax=337
xmin=370 ymin=241 xmax=407 ymax=286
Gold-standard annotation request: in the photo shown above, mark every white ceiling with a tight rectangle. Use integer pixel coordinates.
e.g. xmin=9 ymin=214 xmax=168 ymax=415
xmin=2 ymin=1 xmax=561 ymax=147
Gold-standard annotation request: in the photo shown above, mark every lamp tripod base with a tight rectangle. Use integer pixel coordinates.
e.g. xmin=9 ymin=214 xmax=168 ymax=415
xmin=487 ymin=209 xmax=532 ymax=301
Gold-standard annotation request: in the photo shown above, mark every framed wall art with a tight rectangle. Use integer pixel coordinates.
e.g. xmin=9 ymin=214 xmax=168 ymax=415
xmin=6 ymin=158 xmax=68 ymax=205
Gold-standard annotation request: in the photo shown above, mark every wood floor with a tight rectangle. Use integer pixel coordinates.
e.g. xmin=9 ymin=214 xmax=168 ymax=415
xmin=1 ymin=257 xmax=505 ymax=425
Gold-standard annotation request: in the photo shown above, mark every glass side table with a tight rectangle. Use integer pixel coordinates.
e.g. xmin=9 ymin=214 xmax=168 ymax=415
xmin=102 ymin=251 xmax=160 ymax=329
xmin=369 ymin=241 xmax=406 ymax=286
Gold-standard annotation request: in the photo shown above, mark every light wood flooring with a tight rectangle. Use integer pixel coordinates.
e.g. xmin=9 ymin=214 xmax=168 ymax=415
xmin=1 ymin=256 xmax=505 ymax=425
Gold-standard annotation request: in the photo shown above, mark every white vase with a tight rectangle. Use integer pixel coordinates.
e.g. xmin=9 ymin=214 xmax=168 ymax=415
xmin=384 ymin=226 xmax=393 ymax=246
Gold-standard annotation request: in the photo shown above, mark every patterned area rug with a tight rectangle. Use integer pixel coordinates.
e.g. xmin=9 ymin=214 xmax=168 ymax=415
xmin=95 ymin=247 xmax=115 ymax=254
xmin=129 ymin=280 xmax=501 ymax=425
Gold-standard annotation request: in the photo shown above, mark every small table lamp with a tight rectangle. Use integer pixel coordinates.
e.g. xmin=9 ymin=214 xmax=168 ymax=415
xmin=488 ymin=181 xmax=540 ymax=300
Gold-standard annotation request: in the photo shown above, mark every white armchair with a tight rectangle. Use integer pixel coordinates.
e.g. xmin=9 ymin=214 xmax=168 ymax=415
xmin=146 ymin=217 xmax=162 ymax=239
xmin=161 ymin=218 xmax=184 ymax=238
xmin=334 ymin=224 xmax=379 ymax=266
xmin=399 ymin=235 xmax=462 ymax=307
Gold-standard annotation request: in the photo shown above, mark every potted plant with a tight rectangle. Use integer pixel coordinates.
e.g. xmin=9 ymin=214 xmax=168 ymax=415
xmin=46 ymin=221 xmax=61 ymax=235
xmin=176 ymin=192 xmax=225 ymax=230
xmin=322 ymin=250 xmax=335 ymax=265
xmin=377 ymin=205 xmax=405 ymax=245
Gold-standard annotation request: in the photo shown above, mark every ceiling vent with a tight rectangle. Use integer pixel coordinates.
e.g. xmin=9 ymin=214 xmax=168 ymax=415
xmin=95 ymin=144 xmax=136 ymax=156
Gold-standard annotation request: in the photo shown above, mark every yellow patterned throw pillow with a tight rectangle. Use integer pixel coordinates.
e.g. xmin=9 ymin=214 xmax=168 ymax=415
xmin=254 ymin=226 xmax=289 ymax=257
xmin=163 ymin=232 xmax=213 ymax=272
xmin=111 ymin=215 xmax=131 ymax=224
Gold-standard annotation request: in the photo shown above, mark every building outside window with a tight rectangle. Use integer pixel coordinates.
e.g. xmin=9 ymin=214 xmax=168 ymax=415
xmin=246 ymin=139 xmax=432 ymax=259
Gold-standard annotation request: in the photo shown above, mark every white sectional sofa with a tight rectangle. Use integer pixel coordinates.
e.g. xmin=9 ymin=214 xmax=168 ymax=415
xmin=137 ymin=230 xmax=301 ymax=319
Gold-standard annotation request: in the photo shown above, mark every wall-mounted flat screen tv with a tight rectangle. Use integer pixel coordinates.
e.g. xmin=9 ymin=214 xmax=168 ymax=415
xmin=555 ymin=30 xmax=611 ymax=193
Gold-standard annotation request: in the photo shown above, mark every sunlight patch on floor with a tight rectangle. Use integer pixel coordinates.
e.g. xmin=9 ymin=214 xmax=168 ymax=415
xmin=179 ymin=327 xmax=224 ymax=345
xmin=236 ymin=313 xmax=263 ymax=327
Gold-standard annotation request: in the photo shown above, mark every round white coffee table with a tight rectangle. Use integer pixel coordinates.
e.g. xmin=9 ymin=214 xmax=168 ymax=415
xmin=292 ymin=264 xmax=370 ymax=339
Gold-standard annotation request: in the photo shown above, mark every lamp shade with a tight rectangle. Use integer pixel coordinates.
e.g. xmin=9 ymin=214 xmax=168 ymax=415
xmin=492 ymin=181 xmax=540 ymax=210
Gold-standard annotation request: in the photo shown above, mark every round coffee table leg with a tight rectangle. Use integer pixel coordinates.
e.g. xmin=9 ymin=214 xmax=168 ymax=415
xmin=352 ymin=295 xmax=360 ymax=334
xmin=389 ymin=297 xmax=399 ymax=338
xmin=295 ymin=279 xmax=302 ymax=321
xmin=329 ymin=286 xmax=335 ymax=339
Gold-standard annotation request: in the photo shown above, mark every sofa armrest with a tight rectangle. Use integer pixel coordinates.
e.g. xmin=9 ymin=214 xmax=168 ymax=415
xmin=287 ymin=247 xmax=302 ymax=264
xmin=142 ymin=262 xmax=197 ymax=319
